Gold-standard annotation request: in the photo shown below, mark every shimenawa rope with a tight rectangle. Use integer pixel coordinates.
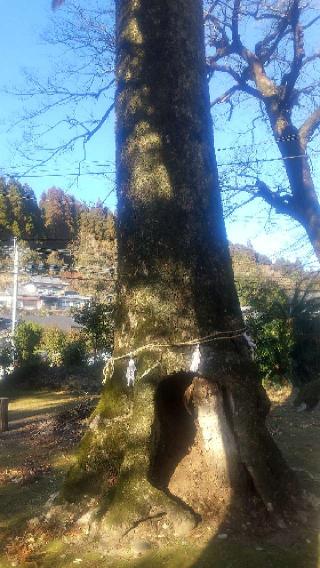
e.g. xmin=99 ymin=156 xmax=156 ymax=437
xmin=103 ymin=327 xmax=248 ymax=383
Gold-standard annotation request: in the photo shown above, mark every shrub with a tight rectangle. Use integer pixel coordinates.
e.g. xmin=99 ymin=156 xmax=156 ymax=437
xmin=72 ymin=300 xmax=114 ymax=361
xmin=251 ymin=318 xmax=293 ymax=384
xmin=14 ymin=321 xmax=42 ymax=364
xmin=41 ymin=328 xmax=68 ymax=366
xmin=41 ymin=328 xmax=88 ymax=368
xmin=9 ymin=359 xmax=46 ymax=386
xmin=62 ymin=336 xmax=87 ymax=368
xmin=0 ymin=342 xmax=13 ymax=370
xmin=245 ymin=282 xmax=320 ymax=385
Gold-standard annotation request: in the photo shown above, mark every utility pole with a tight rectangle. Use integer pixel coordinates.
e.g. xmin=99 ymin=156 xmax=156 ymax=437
xmin=11 ymin=238 xmax=19 ymax=338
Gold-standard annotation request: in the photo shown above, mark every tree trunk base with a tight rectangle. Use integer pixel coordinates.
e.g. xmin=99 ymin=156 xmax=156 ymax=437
xmin=165 ymin=377 xmax=247 ymax=519
xmin=98 ymin=376 xmax=199 ymax=545
xmin=64 ymin=367 xmax=302 ymax=546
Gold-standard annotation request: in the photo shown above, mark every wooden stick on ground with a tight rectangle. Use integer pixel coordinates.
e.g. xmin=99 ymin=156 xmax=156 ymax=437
xmin=0 ymin=398 xmax=9 ymax=432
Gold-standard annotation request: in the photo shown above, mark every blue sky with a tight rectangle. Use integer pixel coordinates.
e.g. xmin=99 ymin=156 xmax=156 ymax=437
xmin=0 ymin=1 xmax=116 ymax=207
xmin=0 ymin=1 xmax=319 ymax=266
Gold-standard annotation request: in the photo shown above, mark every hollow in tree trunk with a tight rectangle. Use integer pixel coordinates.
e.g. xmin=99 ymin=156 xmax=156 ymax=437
xmin=65 ymin=0 xmax=300 ymax=544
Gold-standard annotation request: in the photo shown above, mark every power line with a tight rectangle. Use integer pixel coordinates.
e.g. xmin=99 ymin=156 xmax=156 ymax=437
xmin=0 ymin=261 xmax=318 ymax=277
xmin=215 ymin=132 xmax=305 ymax=153
xmin=0 ymin=171 xmax=116 ymax=180
xmin=0 ymin=134 xmax=319 ymax=181
xmin=0 ymin=151 xmax=312 ymax=178
xmin=218 ymin=152 xmax=314 ymax=168
xmin=0 ymin=134 xmax=312 ymax=170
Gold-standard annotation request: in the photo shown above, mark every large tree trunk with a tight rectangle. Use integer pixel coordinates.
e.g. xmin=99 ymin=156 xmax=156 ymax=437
xmin=65 ymin=0 xmax=300 ymax=545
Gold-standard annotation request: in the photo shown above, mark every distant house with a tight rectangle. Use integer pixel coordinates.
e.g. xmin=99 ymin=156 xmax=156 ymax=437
xmin=31 ymin=276 xmax=68 ymax=296
xmin=0 ymin=275 xmax=92 ymax=314
xmin=41 ymin=295 xmax=61 ymax=310
xmin=0 ymin=292 xmax=12 ymax=309
xmin=18 ymin=295 xmax=43 ymax=311
xmin=0 ymin=318 xmax=11 ymax=331
xmin=40 ymin=293 xmax=90 ymax=310
xmin=58 ymin=294 xmax=90 ymax=309
xmin=19 ymin=283 xmax=38 ymax=296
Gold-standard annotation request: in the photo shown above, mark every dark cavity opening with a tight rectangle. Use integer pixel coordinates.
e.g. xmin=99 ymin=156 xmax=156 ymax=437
xmin=149 ymin=372 xmax=196 ymax=489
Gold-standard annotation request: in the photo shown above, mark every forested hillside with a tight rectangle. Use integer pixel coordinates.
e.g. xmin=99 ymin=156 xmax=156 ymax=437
xmin=0 ymin=178 xmax=43 ymax=241
xmin=0 ymin=178 xmax=116 ymax=293
xmin=0 ymin=177 xmax=105 ymax=247
xmin=1 ymin=176 xmax=319 ymax=302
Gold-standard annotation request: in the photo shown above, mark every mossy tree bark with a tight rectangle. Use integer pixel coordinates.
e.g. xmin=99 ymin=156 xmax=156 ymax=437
xmin=66 ymin=0 xmax=299 ymax=542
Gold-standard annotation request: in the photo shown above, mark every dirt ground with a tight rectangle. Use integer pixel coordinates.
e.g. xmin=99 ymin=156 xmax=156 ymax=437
xmin=0 ymin=384 xmax=319 ymax=568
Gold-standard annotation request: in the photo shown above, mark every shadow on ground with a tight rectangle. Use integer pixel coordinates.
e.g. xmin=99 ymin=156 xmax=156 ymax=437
xmin=0 ymin=388 xmax=95 ymax=565
xmin=0 ymin=386 xmax=318 ymax=568
xmin=190 ymin=388 xmax=320 ymax=568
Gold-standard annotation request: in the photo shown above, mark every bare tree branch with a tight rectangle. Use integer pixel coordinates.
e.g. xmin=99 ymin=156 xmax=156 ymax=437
xmin=255 ymin=179 xmax=296 ymax=218
xmin=281 ymin=1 xmax=305 ymax=102
xmin=254 ymin=11 xmax=291 ymax=64
xmin=231 ymin=0 xmax=242 ymax=50
xmin=7 ymin=79 xmax=115 ymax=101
xmin=6 ymin=1 xmax=116 ymax=174
xmin=207 ymin=60 xmax=264 ymax=99
xmin=205 ymin=0 xmax=320 ymax=258
xmin=224 ymin=192 xmax=257 ymax=218
xmin=302 ymin=51 xmax=320 ymax=68
xmin=211 ymin=85 xmax=239 ymax=106
xmin=208 ymin=61 xmax=242 ymax=82
xmin=303 ymin=14 xmax=320 ymax=31
xmin=22 ymin=102 xmax=114 ymax=176
xmin=299 ymin=107 xmax=320 ymax=149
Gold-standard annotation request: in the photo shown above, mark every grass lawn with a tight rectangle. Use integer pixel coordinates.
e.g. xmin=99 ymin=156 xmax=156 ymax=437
xmin=0 ymin=384 xmax=319 ymax=567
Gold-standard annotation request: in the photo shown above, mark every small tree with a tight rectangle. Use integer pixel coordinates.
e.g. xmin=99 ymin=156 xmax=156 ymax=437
xmin=73 ymin=300 xmax=113 ymax=360
xmin=41 ymin=328 xmax=89 ymax=367
xmin=14 ymin=322 xmax=42 ymax=364
xmin=41 ymin=328 xmax=68 ymax=366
